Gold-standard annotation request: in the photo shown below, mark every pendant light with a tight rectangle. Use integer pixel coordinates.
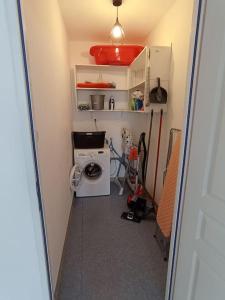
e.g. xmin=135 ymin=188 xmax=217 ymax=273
xmin=110 ymin=0 xmax=125 ymax=43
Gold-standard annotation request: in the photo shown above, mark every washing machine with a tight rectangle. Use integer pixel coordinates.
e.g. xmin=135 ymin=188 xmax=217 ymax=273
xmin=73 ymin=146 xmax=110 ymax=197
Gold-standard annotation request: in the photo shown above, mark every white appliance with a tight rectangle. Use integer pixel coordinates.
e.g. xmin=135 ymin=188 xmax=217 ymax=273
xmin=73 ymin=146 xmax=110 ymax=197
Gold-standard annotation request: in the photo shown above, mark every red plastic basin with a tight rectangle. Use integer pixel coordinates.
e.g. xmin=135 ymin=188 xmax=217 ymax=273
xmin=90 ymin=45 xmax=144 ymax=66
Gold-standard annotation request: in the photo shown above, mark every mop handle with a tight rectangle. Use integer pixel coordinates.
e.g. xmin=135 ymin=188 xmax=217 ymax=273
xmin=153 ymin=109 xmax=163 ymax=201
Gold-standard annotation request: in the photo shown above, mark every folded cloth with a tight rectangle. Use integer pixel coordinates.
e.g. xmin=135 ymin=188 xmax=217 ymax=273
xmin=157 ymin=133 xmax=181 ymax=238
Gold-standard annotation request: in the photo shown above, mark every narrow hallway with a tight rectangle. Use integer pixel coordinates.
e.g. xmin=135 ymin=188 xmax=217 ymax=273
xmin=56 ymin=184 xmax=167 ymax=300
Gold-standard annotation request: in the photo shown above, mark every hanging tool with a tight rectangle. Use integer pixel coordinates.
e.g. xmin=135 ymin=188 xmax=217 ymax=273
xmin=144 ymin=109 xmax=154 ymax=188
xmin=138 ymin=132 xmax=147 ymax=185
xmin=153 ymin=109 xmax=163 ymax=202
xmin=149 ymin=77 xmax=167 ymax=104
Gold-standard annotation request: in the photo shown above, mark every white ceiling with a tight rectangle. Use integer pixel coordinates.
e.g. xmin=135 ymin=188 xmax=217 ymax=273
xmin=58 ymin=0 xmax=175 ymax=43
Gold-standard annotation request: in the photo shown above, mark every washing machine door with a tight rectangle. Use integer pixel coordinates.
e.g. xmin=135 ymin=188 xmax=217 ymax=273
xmin=84 ymin=162 xmax=102 ymax=180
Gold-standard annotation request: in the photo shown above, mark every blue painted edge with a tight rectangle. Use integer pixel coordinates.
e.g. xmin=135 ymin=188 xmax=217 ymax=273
xmin=16 ymin=1 xmax=53 ymax=298
xmin=168 ymin=0 xmax=203 ymax=299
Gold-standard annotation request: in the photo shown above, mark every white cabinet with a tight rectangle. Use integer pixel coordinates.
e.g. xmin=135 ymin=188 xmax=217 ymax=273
xmin=73 ymin=46 xmax=171 ymax=113
xmin=149 ymin=46 xmax=171 ymax=80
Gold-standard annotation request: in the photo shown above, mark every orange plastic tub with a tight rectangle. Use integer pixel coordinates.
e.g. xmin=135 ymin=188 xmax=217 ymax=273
xmin=90 ymin=45 xmax=144 ymax=66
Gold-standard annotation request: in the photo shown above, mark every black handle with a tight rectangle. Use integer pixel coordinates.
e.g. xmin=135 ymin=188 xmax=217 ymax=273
xmin=138 ymin=132 xmax=147 ymax=183
xmin=157 ymin=77 xmax=161 ymax=88
xmin=138 ymin=132 xmax=145 ymax=154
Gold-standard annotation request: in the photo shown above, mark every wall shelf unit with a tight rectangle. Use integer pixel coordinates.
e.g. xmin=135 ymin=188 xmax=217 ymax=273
xmin=76 ymin=87 xmax=128 ymax=91
xmin=129 ymin=80 xmax=145 ymax=90
xmin=77 ymin=106 xmax=166 ymax=113
xmin=73 ymin=46 xmax=171 ymax=114
xmin=78 ymin=109 xmax=148 ymax=113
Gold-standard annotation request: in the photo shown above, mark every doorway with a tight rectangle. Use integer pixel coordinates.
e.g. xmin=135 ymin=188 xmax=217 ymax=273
xmin=17 ymin=2 xmax=200 ymax=299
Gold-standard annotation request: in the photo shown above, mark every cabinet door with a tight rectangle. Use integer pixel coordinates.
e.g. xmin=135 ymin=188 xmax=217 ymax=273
xmin=128 ymin=47 xmax=148 ymax=89
xmin=149 ymin=46 xmax=171 ymax=80
xmin=128 ymin=47 xmax=149 ymax=110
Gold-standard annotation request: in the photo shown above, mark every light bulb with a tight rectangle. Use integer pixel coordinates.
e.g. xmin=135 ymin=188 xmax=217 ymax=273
xmin=111 ymin=24 xmax=124 ymax=39
xmin=110 ymin=6 xmax=125 ymax=43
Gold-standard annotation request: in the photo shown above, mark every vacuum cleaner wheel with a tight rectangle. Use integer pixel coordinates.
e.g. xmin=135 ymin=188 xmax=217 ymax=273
xmin=121 ymin=211 xmax=141 ymax=223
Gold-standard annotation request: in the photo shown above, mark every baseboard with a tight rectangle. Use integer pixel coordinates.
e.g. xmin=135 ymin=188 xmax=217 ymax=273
xmin=54 ymin=194 xmax=75 ymax=299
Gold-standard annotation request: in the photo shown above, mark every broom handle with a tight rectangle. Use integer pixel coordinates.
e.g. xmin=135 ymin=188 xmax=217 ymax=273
xmin=144 ymin=109 xmax=154 ymax=186
xmin=153 ymin=109 xmax=163 ymax=201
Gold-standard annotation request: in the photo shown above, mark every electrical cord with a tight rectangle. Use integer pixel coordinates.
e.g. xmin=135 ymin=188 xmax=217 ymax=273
xmin=94 ymin=118 xmax=98 ymax=131
xmin=110 ymin=150 xmax=118 ymax=177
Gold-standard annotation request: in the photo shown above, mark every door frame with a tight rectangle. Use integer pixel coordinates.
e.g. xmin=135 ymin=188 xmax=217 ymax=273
xmin=13 ymin=0 xmax=206 ymax=298
xmin=1 ymin=0 xmax=52 ymax=299
xmin=165 ymin=0 xmax=206 ymax=299
xmin=16 ymin=0 xmax=53 ymax=297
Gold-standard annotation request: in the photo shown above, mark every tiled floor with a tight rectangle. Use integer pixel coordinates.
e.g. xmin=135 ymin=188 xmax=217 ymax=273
xmin=56 ymin=183 xmax=168 ymax=300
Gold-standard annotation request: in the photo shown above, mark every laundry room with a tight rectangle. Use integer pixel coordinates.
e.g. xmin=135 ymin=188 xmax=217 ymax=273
xmin=19 ymin=0 xmax=195 ymax=299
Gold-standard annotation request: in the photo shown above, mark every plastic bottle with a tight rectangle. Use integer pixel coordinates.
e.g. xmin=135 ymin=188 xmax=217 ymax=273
xmin=109 ymin=96 xmax=115 ymax=110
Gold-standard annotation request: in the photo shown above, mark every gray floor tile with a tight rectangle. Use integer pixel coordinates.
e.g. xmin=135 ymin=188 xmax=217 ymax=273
xmin=57 ymin=183 xmax=167 ymax=300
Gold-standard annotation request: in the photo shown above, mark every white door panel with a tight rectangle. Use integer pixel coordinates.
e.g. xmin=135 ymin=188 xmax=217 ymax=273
xmin=173 ymin=0 xmax=225 ymax=299
xmin=0 ymin=1 xmax=51 ymax=299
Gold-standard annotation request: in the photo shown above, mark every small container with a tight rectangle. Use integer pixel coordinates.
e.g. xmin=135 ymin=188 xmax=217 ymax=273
xmin=90 ymin=95 xmax=105 ymax=110
xmin=129 ymin=98 xmax=136 ymax=110
xmin=109 ymin=96 xmax=115 ymax=110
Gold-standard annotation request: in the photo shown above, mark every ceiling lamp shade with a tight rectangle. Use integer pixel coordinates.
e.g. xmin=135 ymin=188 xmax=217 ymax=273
xmin=110 ymin=1 xmax=125 ymax=43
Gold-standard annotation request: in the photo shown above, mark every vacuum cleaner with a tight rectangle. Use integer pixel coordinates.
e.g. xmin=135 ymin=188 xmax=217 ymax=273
xmin=121 ymin=131 xmax=155 ymax=223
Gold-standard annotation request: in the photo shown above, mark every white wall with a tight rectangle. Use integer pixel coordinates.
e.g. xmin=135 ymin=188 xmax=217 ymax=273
xmin=22 ymin=0 xmax=72 ymax=290
xmin=70 ymin=40 xmax=99 ymax=65
xmin=146 ymin=0 xmax=195 ymax=129
xmin=0 ymin=1 xmax=50 ymax=299
xmin=145 ymin=0 xmax=194 ymax=202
